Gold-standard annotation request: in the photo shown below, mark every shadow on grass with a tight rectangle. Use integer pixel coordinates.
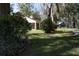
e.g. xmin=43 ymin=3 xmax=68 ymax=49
xmin=52 ymin=31 xmax=72 ymax=34
xmin=28 ymin=30 xmax=72 ymax=36
xmin=31 ymin=36 xmax=79 ymax=56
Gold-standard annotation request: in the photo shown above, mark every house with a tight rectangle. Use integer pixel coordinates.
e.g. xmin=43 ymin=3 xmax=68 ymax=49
xmin=24 ymin=16 xmax=40 ymax=30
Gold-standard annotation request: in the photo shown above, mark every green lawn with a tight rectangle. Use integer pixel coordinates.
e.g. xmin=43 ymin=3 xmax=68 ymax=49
xmin=28 ymin=28 xmax=79 ymax=56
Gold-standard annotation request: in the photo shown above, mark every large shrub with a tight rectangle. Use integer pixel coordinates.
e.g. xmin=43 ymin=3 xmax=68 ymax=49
xmin=41 ymin=17 xmax=57 ymax=33
xmin=0 ymin=15 xmax=31 ymax=56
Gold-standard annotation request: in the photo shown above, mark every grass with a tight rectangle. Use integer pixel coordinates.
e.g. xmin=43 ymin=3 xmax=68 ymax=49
xmin=31 ymin=36 xmax=79 ymax=56
xmin=27 ymin=28 xmax=79 ymax=56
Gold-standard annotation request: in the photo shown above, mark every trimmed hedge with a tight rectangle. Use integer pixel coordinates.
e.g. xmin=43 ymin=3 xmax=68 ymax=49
xmin=41 ymin=17 xmax=57 ymax=33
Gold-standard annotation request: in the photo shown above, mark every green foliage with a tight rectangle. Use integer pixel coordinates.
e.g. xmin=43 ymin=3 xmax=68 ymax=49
xmin=19 ymin=3 xmax=32 ymax=16
xmin=0 ymin=15 xmax=31 ymax=55
xmin=19 ymin=3 xmax=41 ymax=21
xmin=32 ymin=11 xmax=41 ymax=20
xmin=41 ymin=17 xmax=57 ymax=33
xmin=63 ymin=4 xmax=79 ymax=28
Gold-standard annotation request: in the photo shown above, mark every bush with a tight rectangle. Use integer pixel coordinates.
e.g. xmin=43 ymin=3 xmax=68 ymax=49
xmin=41 ymin=17 xmax=57 ymax=33
xmin=0 ymin=15 xmax=31 ymax=55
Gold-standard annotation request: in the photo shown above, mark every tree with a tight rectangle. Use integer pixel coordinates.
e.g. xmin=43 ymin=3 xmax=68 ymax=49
xmin=0 ymin=3 xmax=10 ymax=16
xmin=0 ymin=3 xmax=31 ymax=55
xmin=19 ymin=3 xmax=41 ymax=21
xmin=41 ymin=3 xmax=57 ymax=33
xmin=18 ymin=3 xmax=32 ymax=17
xmin=41 ymin=3 xmax=63 ymax=23
xmin=32 ymin=11 xmax=41 ymax=20
xmin=64 ymin=4 xmax=78 ymax=28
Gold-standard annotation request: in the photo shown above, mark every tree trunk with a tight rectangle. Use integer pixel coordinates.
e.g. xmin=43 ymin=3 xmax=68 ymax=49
xmin=55 ymin=3 xmax=60 ymax=21
xmin=48 ymin=4 xmax=52 ymax=18
xmin=0 ymin=3 xmax=10 ymax=16
xmin=73 ymin=16 xmax=76 ymax=28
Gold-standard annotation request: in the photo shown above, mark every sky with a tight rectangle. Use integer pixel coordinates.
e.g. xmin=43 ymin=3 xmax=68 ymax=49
xmin=12 ymin=3 xmax=20 ymax=12
xmin=12 ymin=3 xmax=42 ymax=13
